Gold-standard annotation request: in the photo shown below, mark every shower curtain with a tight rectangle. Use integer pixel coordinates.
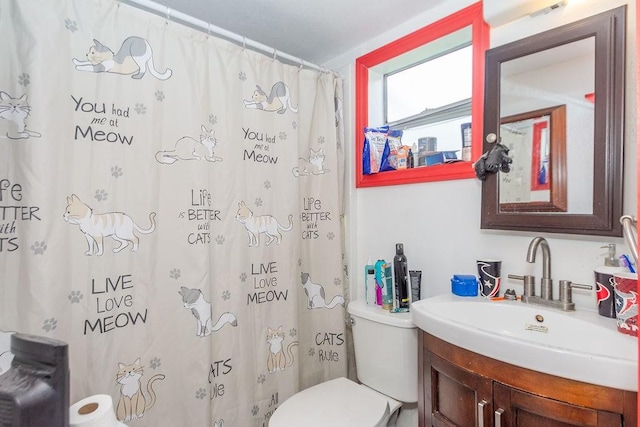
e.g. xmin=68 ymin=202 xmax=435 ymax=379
xmin=0 ymin=0 xmax=347 ymax=425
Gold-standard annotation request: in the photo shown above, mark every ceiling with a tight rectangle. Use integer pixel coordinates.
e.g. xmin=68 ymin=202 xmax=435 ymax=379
xmin=130 ymin=0 xmax=448 ymax=66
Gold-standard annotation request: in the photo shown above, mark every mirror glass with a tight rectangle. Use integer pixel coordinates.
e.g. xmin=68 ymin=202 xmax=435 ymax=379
xmin=481 ymin=6 xmax=625 ymax=236
xmin=499 ymin=38 xmax=593 ymax=214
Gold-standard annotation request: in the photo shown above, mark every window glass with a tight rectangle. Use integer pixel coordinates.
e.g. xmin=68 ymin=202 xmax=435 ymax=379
xmin=386 ymin=45 xmax=473 ymax=123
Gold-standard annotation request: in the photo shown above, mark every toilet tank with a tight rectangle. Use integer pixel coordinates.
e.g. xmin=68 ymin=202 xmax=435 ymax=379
xmin=347 ymin=300 xmax=417 ymax=403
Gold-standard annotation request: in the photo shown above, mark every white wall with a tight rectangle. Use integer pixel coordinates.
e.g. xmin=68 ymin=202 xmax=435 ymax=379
xmin=325 ymin=0 xmax=637 ymax=310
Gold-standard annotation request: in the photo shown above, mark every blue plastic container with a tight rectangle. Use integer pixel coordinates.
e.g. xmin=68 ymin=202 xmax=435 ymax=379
xmin=451 ymin=274 xmax=478 ymax=296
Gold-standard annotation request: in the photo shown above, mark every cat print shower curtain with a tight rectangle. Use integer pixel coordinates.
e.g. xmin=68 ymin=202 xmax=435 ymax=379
xmin=0 ymin=0 xmax=348 ymax=425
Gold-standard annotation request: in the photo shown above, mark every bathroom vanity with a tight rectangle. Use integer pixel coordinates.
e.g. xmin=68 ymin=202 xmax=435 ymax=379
xmin=419 ymin=332 xmax=637 ymax=426
xmin=412 ymin=294 xmax=638 ymax=426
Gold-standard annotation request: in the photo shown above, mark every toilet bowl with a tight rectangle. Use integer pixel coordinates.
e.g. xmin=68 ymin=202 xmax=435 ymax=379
xmin=269 ymin=300 xmax=417 ymax=426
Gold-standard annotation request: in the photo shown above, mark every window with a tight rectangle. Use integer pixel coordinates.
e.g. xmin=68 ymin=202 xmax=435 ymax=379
xmin=355 ymin=2 xmax=488 ymax=187
xmin=386 ymin=43 xmax=472 ymax=124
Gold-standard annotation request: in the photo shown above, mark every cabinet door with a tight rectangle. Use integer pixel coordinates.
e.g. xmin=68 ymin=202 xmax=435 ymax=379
xmin=493 ymin=382 xmax=622 ymax=427
xmin=424 ymin=351 xmax=492 ymax=427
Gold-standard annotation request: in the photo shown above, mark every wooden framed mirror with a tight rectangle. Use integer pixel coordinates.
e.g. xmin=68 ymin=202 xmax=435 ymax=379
xmin=481 ymin=6 xmax=625 ymax=236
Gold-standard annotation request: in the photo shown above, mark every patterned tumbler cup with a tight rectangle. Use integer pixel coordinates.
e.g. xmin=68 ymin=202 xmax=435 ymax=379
xmin=613 ymin=273 xmax=638 ymax=336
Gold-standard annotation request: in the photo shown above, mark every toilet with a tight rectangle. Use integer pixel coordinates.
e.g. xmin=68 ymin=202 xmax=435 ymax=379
xmin=269 ymin=300 xmax=417 ymax=427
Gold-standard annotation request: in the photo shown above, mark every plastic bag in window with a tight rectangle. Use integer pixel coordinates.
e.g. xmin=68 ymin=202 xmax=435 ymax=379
xmin=363 ymin=126 xmax=389 ymax=174
xmin=381 ymin=129 xmax=403 ymax=171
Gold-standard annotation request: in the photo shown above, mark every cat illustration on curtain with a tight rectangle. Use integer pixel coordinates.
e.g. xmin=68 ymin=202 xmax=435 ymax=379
xmin=178 ymin=287 xmax=237 ymax=337
xmin=292 ymin=148 xmax=330 ymax=177
xmin=0 ymin=330 xmax=15 ymax=376
xmin=243 ymin=82 xmax=298 ymax=114
xmin=301 ymin=273 xmax=345 ymax=309
xmin=235 ymin=201 xmax=293 ymax=247
xmin=115 ymin=358 xmax=165 ymax=422
xmin=0 ymin=91 xmax=41 ymax=139
xmin=155 ymin=125 xmax=222 ymax=164
xmin=63 ymin=194 xmax=156 ymax=256
xmin=266 ymin=326 xmax=298 ymax=373
xmin=73 ymin=36 xmax=172 ymax=80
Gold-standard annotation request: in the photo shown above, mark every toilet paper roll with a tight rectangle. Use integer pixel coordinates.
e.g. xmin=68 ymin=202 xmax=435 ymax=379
xmin=69 ymin=394 xmax=127 ymax=427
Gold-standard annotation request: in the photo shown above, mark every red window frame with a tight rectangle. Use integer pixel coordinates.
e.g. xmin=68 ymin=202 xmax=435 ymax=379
xmin=355 ymin=2 xmax=489 ymax=187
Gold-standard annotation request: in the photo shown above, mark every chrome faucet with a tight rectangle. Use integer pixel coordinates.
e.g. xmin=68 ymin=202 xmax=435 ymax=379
xmin=527 ymin=236 xmax=552 ymax=300
xmin=508 ymin=237 xmax=592 ymax=311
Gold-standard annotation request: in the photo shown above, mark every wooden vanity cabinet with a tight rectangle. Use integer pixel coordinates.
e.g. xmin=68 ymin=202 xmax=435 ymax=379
xmin=419 ymin=332 xmax=637 ymax=427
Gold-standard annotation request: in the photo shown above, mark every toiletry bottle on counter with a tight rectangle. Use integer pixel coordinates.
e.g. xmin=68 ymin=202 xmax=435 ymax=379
xmin=393 ymin=243 xmax=410 ymax=311
xmin=411 ymin=143 xmax=419 ymax=168
xmin=375 ymin=259 xmax=393 ymax=310
xmin=365 ymin=259 xmax=376 ymax=305
xmin=595 ymin=243 xmax=626 ymax=318
xmin=409 ymin=270 xmax=422 ymax=302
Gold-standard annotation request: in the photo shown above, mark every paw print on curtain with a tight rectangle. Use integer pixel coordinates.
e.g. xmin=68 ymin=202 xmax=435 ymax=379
xmin=111 ymin=166 xmax=123 ymax=178
xmin=30 ymin=241 xmax=47 ymax=254
xmin=68 ymin=291 xmax=83 ymax=304
xmin=42 ymin=318 xmax=57 ymax=332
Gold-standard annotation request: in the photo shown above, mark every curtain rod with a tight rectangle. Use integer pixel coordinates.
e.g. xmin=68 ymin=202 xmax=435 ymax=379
xmin=120 ymin=0 xmax=327 ymax=73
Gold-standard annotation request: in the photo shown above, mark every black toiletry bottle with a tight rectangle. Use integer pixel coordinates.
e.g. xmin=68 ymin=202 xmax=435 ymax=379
xmin=393 ymin=243 xmax=410 ymax=310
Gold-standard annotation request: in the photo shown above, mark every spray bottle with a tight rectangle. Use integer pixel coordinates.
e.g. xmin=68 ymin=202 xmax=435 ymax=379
xmin=393 ymin=243 xmax=410 ymax=311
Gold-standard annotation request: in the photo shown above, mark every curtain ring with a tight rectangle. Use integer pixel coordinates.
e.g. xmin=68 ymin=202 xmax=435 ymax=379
xmin=166 ymin=7 xmax=171 ymax=23
xmin=272 ymin=48 xmax=277 ymax=61
xmin=242 ymin=36 xmax=246 ymax=51
xmin=207 ymin=23 xmax=211 ymax=39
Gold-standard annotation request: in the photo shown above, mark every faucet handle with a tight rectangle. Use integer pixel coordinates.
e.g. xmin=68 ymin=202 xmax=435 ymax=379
xmin=508 ymin=274 xmax=535 ymax=297
xmin=559 ymin=280 xmax=593 ymax=304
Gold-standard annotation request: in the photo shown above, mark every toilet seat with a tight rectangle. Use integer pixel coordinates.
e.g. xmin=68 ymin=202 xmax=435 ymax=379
xmin=269 ymin=377 xmax=394 ymax=427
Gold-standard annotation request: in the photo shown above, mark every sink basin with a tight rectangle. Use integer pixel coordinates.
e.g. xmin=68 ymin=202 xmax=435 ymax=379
xmin=412 ymin=294 xmax=638 ymax=391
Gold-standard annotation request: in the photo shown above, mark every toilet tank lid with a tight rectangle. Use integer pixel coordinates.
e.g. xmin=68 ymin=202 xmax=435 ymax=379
xmin=347 ymin=300 xmax=415 ymax=328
